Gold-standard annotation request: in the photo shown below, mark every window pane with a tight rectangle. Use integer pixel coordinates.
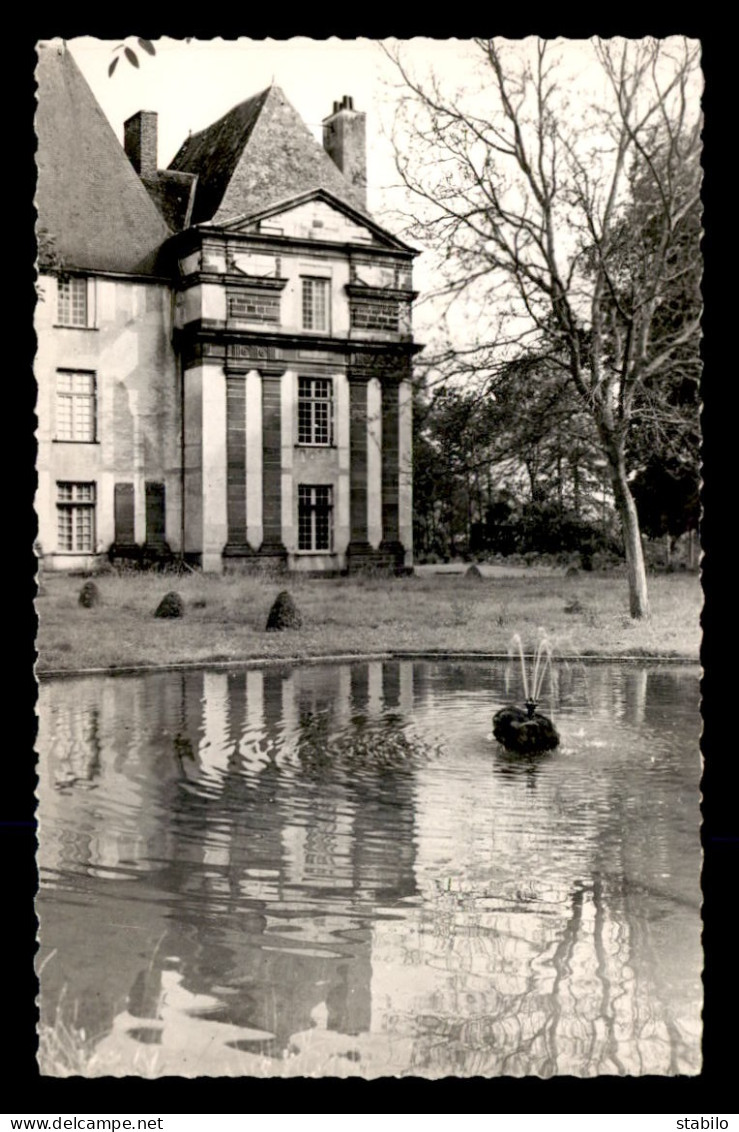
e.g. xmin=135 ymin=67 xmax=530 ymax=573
xmin=56 ymin=397 xmax=73 ymax=440
xmin=57 ymin=277 xmax=87 ymax=327
xmin=76 ymin=508 xmax=93 ymax=550
xmin=297 ymin=376 xmax=333 ymax=445
xmin=57 ymin=509 xmax=73 ymax=550
xmin=298 ymin=398 xmax=312 ymax=445
xmin=314 ymin=400 xmax=329 ymax=444
xmin=74 ymin=398 xmax=92 ymax=440
xmin=56 ymin=373 xmax=95 ymax=441
xmin=297 ymin=485 xmax=332 ymax=551
xmin=302 ymin=278 xmax=329 ymax=332
xmin=57 ymin=482 xmax=96 ymax=553
xmin=302 ymin=279 xmax=314 ymax=329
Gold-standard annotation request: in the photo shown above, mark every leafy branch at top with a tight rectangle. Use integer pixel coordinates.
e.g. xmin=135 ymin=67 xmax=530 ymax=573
xmin=108 ymin=38 xmax=156 ymax=77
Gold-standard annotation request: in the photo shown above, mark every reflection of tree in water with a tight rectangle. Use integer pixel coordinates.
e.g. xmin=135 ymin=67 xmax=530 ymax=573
xmin=51 ymin=705 xmax=102 ymax=789
xmin=295 ymin=708 xmax=440 ymax=780
xmin=400 ymin=871 xmax=698 ymax=1077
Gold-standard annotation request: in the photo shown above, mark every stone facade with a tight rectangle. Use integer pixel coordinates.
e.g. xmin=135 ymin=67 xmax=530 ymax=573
xmin=35 ymin=43 xmax=420 ymax=574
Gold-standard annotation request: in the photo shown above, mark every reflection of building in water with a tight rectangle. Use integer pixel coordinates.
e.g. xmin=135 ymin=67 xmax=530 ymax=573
xmin=37 ymin=660 xmax=700 ymax=1077
xmin=38 ymin=662 xmax=419 ymax=1063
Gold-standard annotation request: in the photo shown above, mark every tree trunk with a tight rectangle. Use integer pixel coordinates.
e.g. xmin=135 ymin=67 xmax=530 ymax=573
xmin=606 ymin=442 xmax=650 ymax=619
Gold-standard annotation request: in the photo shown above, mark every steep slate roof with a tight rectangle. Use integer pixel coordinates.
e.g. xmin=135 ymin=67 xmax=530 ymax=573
xmin=35 ymin=41 xmax=172 ymax=276
xmin=169 ymin=85 xmax=368 ymax=226
xmin=141 ymin=170 xmax=198 ymax=232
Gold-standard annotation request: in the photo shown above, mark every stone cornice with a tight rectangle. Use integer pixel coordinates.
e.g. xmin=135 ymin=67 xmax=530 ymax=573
xmin=176 ymin=322 xmax=423 ymax=359
xmin=345 ymin=283 xmax=419 ymax=302
xmin=180 ymin=271 xmax=289 ymax=291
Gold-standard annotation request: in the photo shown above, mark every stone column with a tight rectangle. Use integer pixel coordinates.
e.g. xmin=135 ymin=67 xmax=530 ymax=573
xmin=202 ymin=364 xmax=228 ymax=572
xmin=367 ymin=377 xmax=382 ymax=549
xmin=226 ymin=373 xmax=247 ymax=547
xmin=335 ymin=371 xmax=351 ymax=554
xmin=245 ymin=369 xmax=263 ymax=551
xmin=183 ymin=364 xmax=204 ymax=560
xmin=280 ymin=370 xmax=295 ymax=553
xmin=184 ymin=361 xmax=228 ymax=570
xmin=259 ymin=370 xmax=287 ymax=563
xmin=379 ymin=380 xmax=402 ymax=565
xmin=346 ymin=376 xmax=372 ymax=567
xmin=398 ymin=377 xmax=413 ymax=566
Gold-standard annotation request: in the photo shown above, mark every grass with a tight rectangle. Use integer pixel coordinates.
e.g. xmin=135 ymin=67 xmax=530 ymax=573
xmin=35 ymin=567 xmax=702 ymax=675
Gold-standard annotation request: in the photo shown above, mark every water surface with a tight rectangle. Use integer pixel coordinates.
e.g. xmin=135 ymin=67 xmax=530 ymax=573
xmin=36 ymin=659 xmax=702 ymax=1077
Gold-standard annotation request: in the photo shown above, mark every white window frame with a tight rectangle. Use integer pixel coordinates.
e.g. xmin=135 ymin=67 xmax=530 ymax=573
xmin=56 ymin=276 xmax=95 ymax=328
xmin=298 ymin=484 xmax=334 ymax=552
xmin=55 ymin=370 xmax=97 ymax=443
xmin=301 ymin=276 xmax=330 ymax=333
xmin=57 ymin=482 xmax=96 ymax=553
xmin=297 ymin=376 xmax=334 ymax=446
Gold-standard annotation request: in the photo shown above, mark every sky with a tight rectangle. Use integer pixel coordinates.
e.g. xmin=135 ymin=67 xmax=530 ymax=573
xmin=64 ymin=36 xmax=485 ymax=341
xmin=61 ymin=36 xmax=701 ymax=355
xmin=66 ymin=37 xmax=480 ymax=208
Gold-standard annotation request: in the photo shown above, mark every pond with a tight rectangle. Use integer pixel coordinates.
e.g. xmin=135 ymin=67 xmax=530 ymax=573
xmin=36 ymin=658 xmax=702 ymax=1078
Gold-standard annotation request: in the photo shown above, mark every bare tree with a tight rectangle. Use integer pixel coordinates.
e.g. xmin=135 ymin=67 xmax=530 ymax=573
xmin=386 ymin=37 xmax=702 ymax=618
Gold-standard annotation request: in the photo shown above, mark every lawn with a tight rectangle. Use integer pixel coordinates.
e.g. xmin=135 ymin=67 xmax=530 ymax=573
xmin=35 ymin=566 xmax=702 ymax=675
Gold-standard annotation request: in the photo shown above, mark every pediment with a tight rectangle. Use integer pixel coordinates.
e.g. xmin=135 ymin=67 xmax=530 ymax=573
xmin=218 ymin=190 xmax=416 ymax=253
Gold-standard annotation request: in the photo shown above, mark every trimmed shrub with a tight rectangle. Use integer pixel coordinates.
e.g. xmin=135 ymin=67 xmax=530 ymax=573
xmin=266 ymin=590 xmax=302 ymax=631
xmin=155 ymin=591 xmax=184 ymax=619
xmin=78 ymin=581 xmax=100 ymax=609
xmin=465 ymin=564 xmax=483 ymax=580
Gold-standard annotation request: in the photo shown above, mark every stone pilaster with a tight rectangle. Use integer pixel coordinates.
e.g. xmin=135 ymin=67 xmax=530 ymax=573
xmin=398 ymin=378 xmax=413 ymax=566
xmin=245 ymin=370 xmax=263 ymax=550
xmin=183 ymin=360 xmax=228 ymax=570
xmin=367 ymin=377 xmax=382 ymax=549
xmin=259 ymin=370 xmax=287 ymax=564
xmin=226 ymin=373 xmax=247 ymax=546
xmin=201 ymin=363 xmax=228 ymax=572
xmin=379 ymin=380 xmax=403 ymax=565
xmin=280 ymin=371 xmax=295 ymax=552
xmin=346 ymin=376 xmax=373 ymax=567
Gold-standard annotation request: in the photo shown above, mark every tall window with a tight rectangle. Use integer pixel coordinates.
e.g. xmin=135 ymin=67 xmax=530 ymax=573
xmin=298 ymin=377 xmax=333 ymax=445
xmin=298 ymin=485 xmax=333 ymax=552
xmin=56 ymin=371 xmax=96 ymax=442
xmin=57 ymin=277 xmax=89 ymax=327
xmin=57 ymin=482 xmax=96 ymax=552
xmin=301 ymin=277 xmax=329 ymax=332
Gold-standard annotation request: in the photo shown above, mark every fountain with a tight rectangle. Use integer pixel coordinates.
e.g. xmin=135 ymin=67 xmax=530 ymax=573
xmin=493 ymin=633 xmax=560 ymax=753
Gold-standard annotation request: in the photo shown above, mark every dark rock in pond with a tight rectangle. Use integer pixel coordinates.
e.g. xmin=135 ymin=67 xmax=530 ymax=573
xmin=266 ymin=590 xmax=302 ymax=631
xmin=466 ymin=564 xmax=483 ymax=579
xmin=493 ymin=705 xmax=560 ymax=753
xmin=78 ymin=580 xmax=100 ymax=608
xmin=155 ymin=591 xmax=184 ymax=619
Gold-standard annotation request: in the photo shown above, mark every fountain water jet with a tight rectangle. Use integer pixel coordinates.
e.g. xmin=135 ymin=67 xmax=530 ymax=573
xmin=493 ymin=633 xmax=560 ymax=753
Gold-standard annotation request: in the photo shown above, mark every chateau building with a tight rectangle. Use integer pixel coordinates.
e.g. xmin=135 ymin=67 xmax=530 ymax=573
xmin=35 ymin=41 xmax=420 ymax=573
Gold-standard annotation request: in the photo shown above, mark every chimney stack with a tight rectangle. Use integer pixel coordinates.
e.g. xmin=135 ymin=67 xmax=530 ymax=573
xmin=323 ymin=95 xmax=366 ymax=208
xmin=124 ymin=110 xmax=158 ymax=180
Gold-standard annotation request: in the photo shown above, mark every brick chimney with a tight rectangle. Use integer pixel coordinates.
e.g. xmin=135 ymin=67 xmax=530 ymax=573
xmin=322 ymin=95 xmax=367 ymax=208
xmin=124 ymin=110 xmax=158 ymax=179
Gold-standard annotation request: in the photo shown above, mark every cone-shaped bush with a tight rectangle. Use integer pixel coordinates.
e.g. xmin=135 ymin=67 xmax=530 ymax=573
xmin=155 ymin=591 xmax=184 ymax=619
xmin=465 ymin=564 xmax=483 ymax=580
xmin=266 ymin=590 xmax=302 ymax=631
xmin=78 ymin=580 xmax=100 ymax=608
